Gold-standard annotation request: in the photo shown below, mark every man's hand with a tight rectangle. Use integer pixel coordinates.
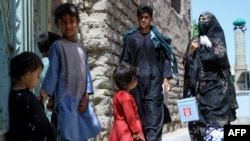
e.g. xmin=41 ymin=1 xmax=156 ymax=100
xmin=77 ymin=94 xmax=89 ymax=113
xmin=163 ymin=78 xmax=171 ymax=93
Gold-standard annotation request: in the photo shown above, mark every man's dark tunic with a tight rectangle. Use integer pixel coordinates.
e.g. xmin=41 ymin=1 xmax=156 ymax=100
xmin=120 ymin=31 xmax=172 ymax=141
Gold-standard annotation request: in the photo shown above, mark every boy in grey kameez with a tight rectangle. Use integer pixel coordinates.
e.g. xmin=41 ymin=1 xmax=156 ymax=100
xmin=40 ymin=3 xmax=101 ymax=141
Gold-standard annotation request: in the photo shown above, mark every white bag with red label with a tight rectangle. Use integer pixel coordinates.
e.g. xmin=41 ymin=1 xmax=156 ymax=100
xmin=177 ymin=97 xmax=199 ymax=122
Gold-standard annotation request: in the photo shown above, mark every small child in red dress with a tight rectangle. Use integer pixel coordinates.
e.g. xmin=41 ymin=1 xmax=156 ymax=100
xmin=108 ymin=63 xmax=145 ymax=141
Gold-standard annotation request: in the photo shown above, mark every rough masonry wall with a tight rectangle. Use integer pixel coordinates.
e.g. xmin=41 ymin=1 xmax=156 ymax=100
xmin=51 ymin=0 xmax=191 ymax=140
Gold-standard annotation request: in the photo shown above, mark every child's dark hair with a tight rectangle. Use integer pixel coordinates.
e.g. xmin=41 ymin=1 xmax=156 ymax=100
xmin=10 ymin=52 xmax=44 ymax=80
xmin=113 ymin=63 xmax=137 ymax=90
xmin=37 ymin=32 xmax=61 ymax=54
xmin=54 ymin=3 xmax=80 ymax=26
xmin=137 ymin=5 xmax=153 ymax=17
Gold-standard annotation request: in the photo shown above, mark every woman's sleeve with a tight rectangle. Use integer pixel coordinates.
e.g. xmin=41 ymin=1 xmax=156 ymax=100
xmin=213 ymin=41 xmax=228 ymax=68
xmin=198 ymin=45 xmax=217 ymax=63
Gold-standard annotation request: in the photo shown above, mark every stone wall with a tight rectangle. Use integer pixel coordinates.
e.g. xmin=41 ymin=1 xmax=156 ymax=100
xmin=51 ymin=0 xmax=192 ymax=140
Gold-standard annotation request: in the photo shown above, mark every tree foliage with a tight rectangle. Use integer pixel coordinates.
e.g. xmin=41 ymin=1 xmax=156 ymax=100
xmin=192 ymin=20 xmax=199 ymax=37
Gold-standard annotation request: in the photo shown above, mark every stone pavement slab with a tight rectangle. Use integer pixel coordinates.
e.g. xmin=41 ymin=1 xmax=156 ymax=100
xmin=162 ymin=128 xmax=190 ymax=141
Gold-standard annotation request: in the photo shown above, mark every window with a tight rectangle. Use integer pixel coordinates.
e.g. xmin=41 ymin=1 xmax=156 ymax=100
xmin=171 ymin=0 xmax=181 ymax=14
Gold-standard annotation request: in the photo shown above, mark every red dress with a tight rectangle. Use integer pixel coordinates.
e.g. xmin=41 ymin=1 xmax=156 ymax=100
xmin=108 ymin=90 xmax=145 ymax=141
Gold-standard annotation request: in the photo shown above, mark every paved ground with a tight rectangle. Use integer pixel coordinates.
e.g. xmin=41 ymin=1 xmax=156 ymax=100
xmin=162 ymin=128 xmax=190 ymax=141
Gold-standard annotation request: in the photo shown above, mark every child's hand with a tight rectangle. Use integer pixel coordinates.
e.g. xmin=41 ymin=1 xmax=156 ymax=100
xmin=46 ymin=96 xmax=54 ymax=111
xmin=39 ymin=89 xmax=48 ymax=104
xmin=77 ymin=94 xmax=89 ymax=113
xmin=132 ymin=133 xmax=144 ymax=141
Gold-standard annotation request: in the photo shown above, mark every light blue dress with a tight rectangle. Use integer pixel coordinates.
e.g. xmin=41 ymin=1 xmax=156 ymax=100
xmin=42 ymin=39 xmax=101 ymax=141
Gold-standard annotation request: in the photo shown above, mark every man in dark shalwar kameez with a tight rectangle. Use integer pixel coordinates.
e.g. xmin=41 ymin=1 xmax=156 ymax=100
xmin=120 ymin=5 xmax=175 ymax=141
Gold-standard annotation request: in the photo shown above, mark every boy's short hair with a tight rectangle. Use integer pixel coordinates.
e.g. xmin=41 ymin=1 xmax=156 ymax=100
xmin=37 ymin=32 xmax=60 ymax=53
xmin=137 ymin=4 xmax=153 ymax=17
xmin=54 ymin=3 xmax=80 ymax=26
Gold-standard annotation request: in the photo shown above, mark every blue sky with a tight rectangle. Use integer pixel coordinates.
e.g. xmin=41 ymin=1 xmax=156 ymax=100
xmin=191 ymin=0 xmax=250 ymax=68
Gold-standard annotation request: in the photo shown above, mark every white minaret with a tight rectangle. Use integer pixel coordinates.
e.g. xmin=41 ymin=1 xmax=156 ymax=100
xmin=233 ymin=18 xmax=247 ymax=91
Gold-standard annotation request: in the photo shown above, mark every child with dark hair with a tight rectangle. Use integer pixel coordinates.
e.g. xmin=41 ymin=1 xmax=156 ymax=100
xmin=37 ymin=32 xmax=60 ymax=86
xmin=35 ymin=32 xmax=60 ymax=96
xmin=37 ymin=32 xmax=61 ymax=57
xmin=36 ymin=32 xmax=61 ymax=95
xmin=36 ymin=32 xmax=60 ymax=96
xmin=8 ymin=52 xmax=55 ymax=141
xmin=40 ymin=3 xmax=101 ymax=141
xmin=109 ymin=63 xmax=145 ymax=141
xmin=37 ymin=31 xmax=61 ymax=140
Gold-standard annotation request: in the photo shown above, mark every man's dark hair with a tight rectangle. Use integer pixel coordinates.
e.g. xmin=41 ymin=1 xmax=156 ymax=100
xmin=54 ymin=3 xmax=80 ymax=26
xmin=113 ymin=63 xmax=137 ymax=90
xmin=137 ymin=4 xmax=153 ymax=17
xmin=37 ymin=32 xmax=60 ymax=54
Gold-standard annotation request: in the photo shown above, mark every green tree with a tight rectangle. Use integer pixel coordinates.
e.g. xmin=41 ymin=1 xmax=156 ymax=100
xmin=192 ymin=20 xmax=199 ymax=37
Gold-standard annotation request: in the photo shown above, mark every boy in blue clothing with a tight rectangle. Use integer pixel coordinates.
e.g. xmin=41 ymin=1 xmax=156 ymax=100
xmin=40 ymin=3 xmax=101 ymax=141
